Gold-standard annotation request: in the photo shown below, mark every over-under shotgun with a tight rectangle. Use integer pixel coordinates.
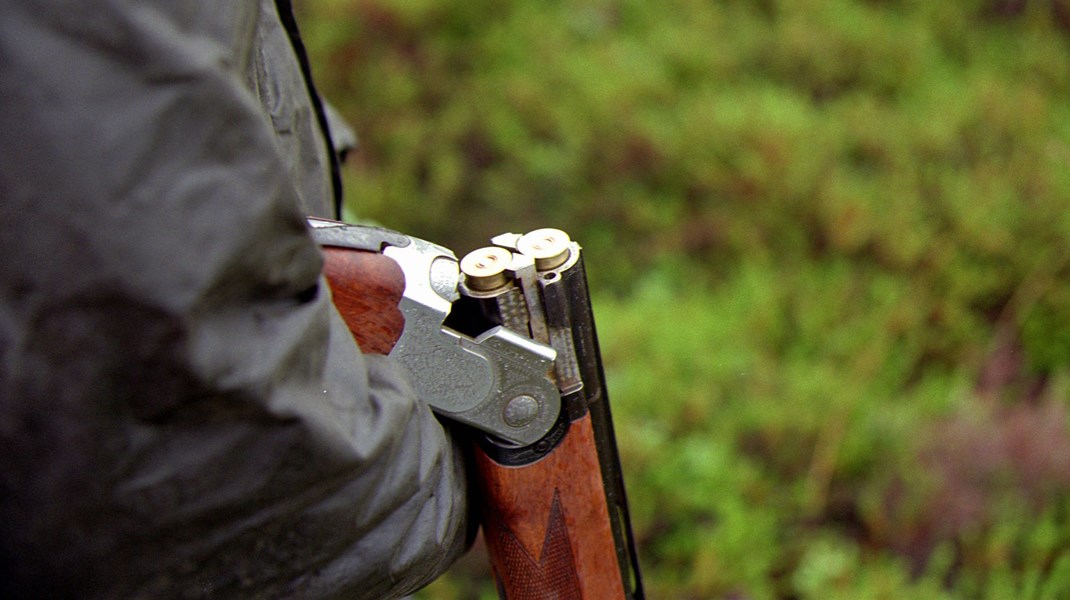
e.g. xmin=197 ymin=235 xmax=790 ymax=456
xmin=312 ymin=219 xmax=643 ymax=599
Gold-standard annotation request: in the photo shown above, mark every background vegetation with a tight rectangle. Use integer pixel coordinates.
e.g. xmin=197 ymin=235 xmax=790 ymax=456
xmin=298 ymin=0 xmax=1070 ymax=597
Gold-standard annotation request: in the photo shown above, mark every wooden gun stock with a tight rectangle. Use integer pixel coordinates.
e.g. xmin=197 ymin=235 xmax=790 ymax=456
xmin=475 ymin=414 xmax=636 ymax=599
xmin=320 ymin=246 xmax=405 ymax=354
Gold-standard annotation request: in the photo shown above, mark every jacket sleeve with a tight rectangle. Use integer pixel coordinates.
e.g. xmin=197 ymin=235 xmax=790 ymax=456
xmin=0 ymin=2 xmax=469 ymax=599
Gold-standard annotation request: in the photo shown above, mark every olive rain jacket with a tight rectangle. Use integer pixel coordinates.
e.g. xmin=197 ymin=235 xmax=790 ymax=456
xmin=0 ymin=1 xmax=469 ymax=598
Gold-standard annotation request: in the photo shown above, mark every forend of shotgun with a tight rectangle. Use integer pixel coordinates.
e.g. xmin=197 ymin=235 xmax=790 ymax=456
xmin=311 ymin=217 xmax=644 ymax=599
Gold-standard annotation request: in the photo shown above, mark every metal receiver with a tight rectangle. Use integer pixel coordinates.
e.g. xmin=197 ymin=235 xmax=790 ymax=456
xmin=309 ymin=218 xmax=560 ymax=446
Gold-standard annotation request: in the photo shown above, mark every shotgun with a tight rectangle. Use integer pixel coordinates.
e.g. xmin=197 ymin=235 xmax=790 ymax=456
xmin=310 ymin=218 xmax=644 ymax=599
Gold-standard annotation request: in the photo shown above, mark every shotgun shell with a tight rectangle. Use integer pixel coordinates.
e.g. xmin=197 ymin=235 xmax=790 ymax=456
xmin=517 ymin=228 xmax=571 ymax=271
xmin=460 ymin=246 xmax=513 ymax=291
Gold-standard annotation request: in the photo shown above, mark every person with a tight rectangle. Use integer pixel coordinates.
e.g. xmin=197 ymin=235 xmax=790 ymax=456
xmin=0 ymin=1 xmax=471 ymax=597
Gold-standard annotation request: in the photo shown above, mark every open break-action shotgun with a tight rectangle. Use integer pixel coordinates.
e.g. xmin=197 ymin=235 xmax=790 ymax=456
xmin=310 ymin=218 xmax=643 ymax=599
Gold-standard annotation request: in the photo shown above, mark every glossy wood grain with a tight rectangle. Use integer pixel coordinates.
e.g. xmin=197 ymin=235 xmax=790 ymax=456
xmin=475 ymin=414 xmax=627 ymax=599
xmin=321 ymin=246 xmax=405 ymax=355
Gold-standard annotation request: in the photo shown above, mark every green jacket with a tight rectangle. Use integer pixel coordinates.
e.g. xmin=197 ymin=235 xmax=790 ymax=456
xmin=0 ymin=1 xmax=469 ymax=597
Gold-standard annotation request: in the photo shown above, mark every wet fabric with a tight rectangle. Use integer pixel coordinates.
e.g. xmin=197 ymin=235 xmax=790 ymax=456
xmin=0 ymin=1 xmax=469 ymax=598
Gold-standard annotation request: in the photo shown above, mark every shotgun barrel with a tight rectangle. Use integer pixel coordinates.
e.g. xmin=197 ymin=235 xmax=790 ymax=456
xmin=459 ymin=229 xmax=643 ymax=599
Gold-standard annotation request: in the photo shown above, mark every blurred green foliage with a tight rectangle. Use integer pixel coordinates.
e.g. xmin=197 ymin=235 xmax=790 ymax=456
xmin=299 ymin=0 xmax=1070 ymax=597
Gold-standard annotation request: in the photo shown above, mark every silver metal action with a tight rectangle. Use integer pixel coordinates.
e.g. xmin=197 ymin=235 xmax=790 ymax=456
xmin=310 ymin=218 xmax=561 ymax=445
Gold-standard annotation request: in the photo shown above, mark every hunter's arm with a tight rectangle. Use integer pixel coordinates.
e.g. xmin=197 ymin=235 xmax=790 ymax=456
xmin=0 ymin=2 xmax=467 ymax=598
